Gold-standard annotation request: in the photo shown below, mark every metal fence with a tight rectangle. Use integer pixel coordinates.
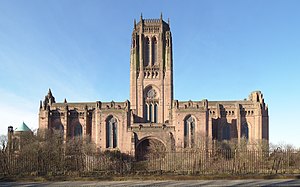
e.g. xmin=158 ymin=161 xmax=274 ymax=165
xmin=1 ymin=149 xmax=300 ymax=176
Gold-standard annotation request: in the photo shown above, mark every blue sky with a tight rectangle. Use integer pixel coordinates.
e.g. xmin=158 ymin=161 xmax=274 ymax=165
xmin=0 ymin=1 xmax=299 ymax=147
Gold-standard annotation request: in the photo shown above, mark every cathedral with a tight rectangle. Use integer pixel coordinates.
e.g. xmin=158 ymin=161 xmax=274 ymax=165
xmin=38 ymin=15 xmax=269 ymax=155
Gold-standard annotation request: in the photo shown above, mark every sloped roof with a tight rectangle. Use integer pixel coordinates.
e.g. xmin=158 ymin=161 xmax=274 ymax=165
xmin=15 ymin=122 xmax=31 ymax=132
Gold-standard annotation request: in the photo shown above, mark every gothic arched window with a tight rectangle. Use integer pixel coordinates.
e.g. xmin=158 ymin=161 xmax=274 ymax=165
xmin=144 ymin=87 xmax=158 ymax=123
xmin=149 ymin=103 xmax=152 ymax=122
xmin=145 ymin=103 xmax=149 ymax=121
xmin=144 ymin=37 xmax=150 ymax=66
xmin=74 ymin=123 xmax=82 ymax=137
xmin=106 ymin=116 xmax=118 ymax=148
xmin=54 ymin=123 xmax=64 ymax=138
xmin=241 ymin=123 xmax=249 ymax=140
xmin=184 ymin=116 xmax=195 ymax=148
xmin=152 ymin=37 xmax=157 ymax=65
xmin=154 ymin=103 xmax=158 ymax=123
xmin=222 ymin=123 xmax=231 ymax=140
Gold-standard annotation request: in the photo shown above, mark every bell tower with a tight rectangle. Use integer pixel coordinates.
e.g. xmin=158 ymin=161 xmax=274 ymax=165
xmin=130 ymin=14 xmax=173 ymax=123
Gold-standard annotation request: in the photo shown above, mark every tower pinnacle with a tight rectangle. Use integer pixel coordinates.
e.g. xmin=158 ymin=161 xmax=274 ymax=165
xmin=134 ymin=19 xmax=136 ymax=29
xmin=48 ymin=88 xmax=52 ymax=97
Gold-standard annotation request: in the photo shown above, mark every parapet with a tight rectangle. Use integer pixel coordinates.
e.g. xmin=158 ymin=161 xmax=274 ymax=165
xmin=248 ymin=91 xmax=265 ymax=104
xmin=97 ymin=100 xmax=130 ymax=111
xmin=173 ymin=99 xmax=208 ymax=110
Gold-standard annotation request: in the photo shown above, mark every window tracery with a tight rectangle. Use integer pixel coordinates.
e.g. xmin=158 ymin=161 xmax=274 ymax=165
xmin=184 ymin=116 xmax=195 ymax=148
xmin=106 ymin=116 xmax=118 ymax=148
xmin=144 ymin=87 xmax=159 ymax=123
xmin=147 ymin=89 xmax=157 ymax=99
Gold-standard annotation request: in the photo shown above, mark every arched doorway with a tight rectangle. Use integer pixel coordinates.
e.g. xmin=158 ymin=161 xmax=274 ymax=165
xmin=136 ymin=137 xmax=166 ymax=161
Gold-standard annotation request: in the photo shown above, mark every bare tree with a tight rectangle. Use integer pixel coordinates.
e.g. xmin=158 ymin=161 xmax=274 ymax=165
xmin=0 ymin=135 xmax=8 ymax=151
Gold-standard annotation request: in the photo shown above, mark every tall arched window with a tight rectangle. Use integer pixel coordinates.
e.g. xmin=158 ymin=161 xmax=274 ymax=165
xmin=184 ymin=116 xmax=195 ymax=148
xmin=145 ymin=103 xmax=149 ymax=122
xmin=241 ymin=123 xmax=249 ymax=140
xmin=112 ymin=121 xmax=117 ymax=148
xmin=154 ymin=103 xmax=158 ymax=123
xmin=144 ymin=37 xmax=150 ymax=66
xmin=74 ymin=123 xmax=82 ymax=137
xmin=145 ymin=102 xmax=158 ymax=123
xmin=184 ymin=121 xmax=189 ymax=148
xmin=106 ymin=116 xmax=118 ymax=148
xmin=149 ymin=104 xmax=152 ymax=122
xmin=222 ymin=123 xmax=230 ymax=140
xmin=54 ymin=123 xmax=64 ymax=138
xmin=144 ymin=87 xmax=159 ymax=123
xmin=152 ymin=37 xmax=157 ymax=65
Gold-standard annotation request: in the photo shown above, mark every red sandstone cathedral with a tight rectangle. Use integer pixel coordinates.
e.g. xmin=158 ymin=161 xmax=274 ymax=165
xmin=36 ymin=15 xmax=269 ymax=156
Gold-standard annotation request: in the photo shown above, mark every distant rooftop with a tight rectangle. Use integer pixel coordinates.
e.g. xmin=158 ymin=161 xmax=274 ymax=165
xmin=15 ymin=122 xmax=31 ymax=132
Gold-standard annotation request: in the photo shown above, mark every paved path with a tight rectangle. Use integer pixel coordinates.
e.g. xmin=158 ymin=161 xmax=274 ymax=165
xmin=1 ymin=180 xmax=300 ymax=186
xmin=0 ymin=179 xmax=300 ymax=187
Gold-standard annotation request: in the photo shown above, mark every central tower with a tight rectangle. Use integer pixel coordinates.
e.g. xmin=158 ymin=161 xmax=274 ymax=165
xmin=130 ymin=14 xmax=173 ymax=123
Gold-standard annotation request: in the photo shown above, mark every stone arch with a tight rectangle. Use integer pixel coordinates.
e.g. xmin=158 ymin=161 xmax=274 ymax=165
xmin=144 ymin=84 xmax=160 ymax=98
xmin=183 ymin=114 xmax=198 ymax=122
xmin=183 ymin=115 xmax=197 ymax=148
xmin=105 ymin=115 xmax=119 ymax=148
xmin=136 ymin=136 xmax=166 ymax=161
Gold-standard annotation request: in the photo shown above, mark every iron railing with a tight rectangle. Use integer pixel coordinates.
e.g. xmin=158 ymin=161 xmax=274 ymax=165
xmin=0 ymin=149 xmax=300 ymax=176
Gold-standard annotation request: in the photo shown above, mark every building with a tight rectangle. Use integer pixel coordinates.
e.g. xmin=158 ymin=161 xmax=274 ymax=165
xmin=38 ymin=15 xmax=269 ymax=156
xmin=7 ymin=122 xmax=33 ymax=153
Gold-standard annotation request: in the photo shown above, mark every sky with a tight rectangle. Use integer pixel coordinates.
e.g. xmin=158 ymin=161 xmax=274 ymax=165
xmin=0 ymin=0 xmax=299 ymax=147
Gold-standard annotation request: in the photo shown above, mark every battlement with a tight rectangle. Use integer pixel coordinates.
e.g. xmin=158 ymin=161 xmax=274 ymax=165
xmin=48 ymin=100 xmax=130 ymax=111
xmin=144 ymin=18 xmax=160 ymax=23
xmin=134 ymin=14 xmax=170 ymax=33
xmin=98 ymin=100 xmax=130 ymax=111
xmin=51 ymin=102 xmax=96 ymax=111
xmin=173 ymin=100 xmax=208 ymax=110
